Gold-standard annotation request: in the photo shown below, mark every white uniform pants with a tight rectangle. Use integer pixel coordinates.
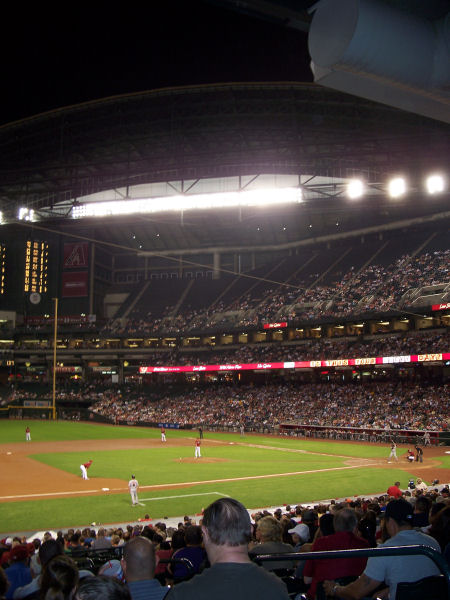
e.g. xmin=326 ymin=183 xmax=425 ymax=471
xmin=80 ymin=465 xmax=89 ymax=479
xmin=130 ymin=489 xmax=138 ymax=505
xmin=195 ymin=447 xmax=201 ymax=458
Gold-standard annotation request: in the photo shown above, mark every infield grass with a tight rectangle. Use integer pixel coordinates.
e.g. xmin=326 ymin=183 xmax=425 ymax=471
xmin=0 ymin=420 xmax=444 ymax=534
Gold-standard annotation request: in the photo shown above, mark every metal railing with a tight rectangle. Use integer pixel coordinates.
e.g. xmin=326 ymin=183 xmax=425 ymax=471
xmin=254 ymin=545 xmax=450 ymax=599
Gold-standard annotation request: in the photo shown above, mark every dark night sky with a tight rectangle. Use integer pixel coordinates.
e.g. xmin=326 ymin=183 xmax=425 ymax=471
xmin=2 ymin=1 xmax=312 ymax=125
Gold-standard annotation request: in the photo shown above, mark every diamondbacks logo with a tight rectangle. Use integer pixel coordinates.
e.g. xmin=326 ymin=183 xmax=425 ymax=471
xmin=63 ymin=243 xmax=88 ymax=268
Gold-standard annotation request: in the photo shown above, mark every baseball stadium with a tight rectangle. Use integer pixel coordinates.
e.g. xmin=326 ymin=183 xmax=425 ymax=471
xmin=0 ymin=1 xmax=449 ymax=596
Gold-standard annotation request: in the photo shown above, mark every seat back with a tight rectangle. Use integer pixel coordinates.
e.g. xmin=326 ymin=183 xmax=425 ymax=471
xmin=395 ymin=574 xmax=448 ymax=600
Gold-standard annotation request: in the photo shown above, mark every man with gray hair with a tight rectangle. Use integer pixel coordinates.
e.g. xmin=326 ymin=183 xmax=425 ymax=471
xmin=166 ymin=497 xmax=289 ymax=600
xmin=303 ymin=508 xmax=369 ymax=600
xmin=121 ymin=536 xmax=169 ymax=600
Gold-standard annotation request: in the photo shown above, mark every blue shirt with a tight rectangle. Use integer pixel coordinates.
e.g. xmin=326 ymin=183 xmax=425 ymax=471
xmin=127 ymin=579 xmax=169 ymax=600
xmin=5 ymin=563 xmax=32 ymax=600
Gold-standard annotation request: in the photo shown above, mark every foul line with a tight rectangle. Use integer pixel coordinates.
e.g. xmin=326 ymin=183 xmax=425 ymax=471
xmin=0 ymin=463 xmax=377 ymax=501
xmin=139 ymin=491 xmax=229 ymax=502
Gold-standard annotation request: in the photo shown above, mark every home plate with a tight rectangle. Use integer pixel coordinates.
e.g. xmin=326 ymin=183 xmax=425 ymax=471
xmin=7 ymin=452 xmax=12 ymax=455
xmin=102 ymin=488 xmax=110 ymax=491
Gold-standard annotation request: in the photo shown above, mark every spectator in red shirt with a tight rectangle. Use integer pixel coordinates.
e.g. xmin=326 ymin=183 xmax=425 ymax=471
xmin=386 ymin=482 xmax=402 ymax=499
xmin=303 ymin=508 xmax=369 ymax=599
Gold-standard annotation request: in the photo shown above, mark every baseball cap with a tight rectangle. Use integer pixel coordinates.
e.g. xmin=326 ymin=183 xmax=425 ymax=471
xmin=99 ymin=559 xmax=124 ymax=580
xmin=385 ymin=499 xmax=413 ymax=523
xmin=10 ymin=545 xmax=29 ymax=561
xmin=288 ymin=523 xmax=310 ymax=543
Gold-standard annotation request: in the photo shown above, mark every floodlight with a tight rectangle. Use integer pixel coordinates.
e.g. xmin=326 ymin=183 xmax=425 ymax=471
xmin=18 ymin=208 xmax=34 ymax=221
xmin=71 ymin=187 xmax=303 ymax=219
xmin=388 ymin=177 xmax=406 ymax=198
xmin=426 ymin=174 xmax=445 ymax=195
xmin=347 ymin=179 xmax=364 ymax=199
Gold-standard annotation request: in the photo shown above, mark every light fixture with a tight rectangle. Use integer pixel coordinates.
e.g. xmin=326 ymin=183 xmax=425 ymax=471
xmin=426 ymin=174 xmax=445 ymax=195
xmin=347 ymin=179 xmax=364 ymax=199
xmin=72 ymin=187 xmax=303 ymax=219
xmin=388 ymin=177 xmax=406 ymax=198
xmin=18 ymin=208 xmax=35 ymax=221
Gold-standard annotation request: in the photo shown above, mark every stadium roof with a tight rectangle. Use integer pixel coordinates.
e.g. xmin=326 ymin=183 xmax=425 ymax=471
xmin=0 ymin=82 xmax=448 ymax=256
xmin=0 ymin=82 xmax=448 ymax=213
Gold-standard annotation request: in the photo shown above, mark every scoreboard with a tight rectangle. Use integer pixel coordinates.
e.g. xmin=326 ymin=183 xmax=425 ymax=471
xmin=24 ymin=240 xmax=48 ymax=295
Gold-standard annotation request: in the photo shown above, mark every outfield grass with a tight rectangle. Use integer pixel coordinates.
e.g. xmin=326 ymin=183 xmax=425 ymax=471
xmin=0 ymin=421 xmax=444 ymax=534
xmin=0 ymin=420 xmax=159 ymax=443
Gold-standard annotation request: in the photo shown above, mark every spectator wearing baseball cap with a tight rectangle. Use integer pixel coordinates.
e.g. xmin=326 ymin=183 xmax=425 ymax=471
xmin=4 ymin=546 xmax=31 ymax=600
xmin=287 ymin=524 xmax=310 ymax=551
xmin=98 ymin=560 xmax=124 ymax=582
xmin=323 ymin=499 xmax=442 ymax=600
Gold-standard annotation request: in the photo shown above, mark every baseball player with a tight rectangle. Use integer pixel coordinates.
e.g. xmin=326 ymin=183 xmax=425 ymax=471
xmin=161 ymin=427 xmax=166 ymax=442
xmin=80 ymin=459 xmax=93 ymax=480
xmin=387 ymin=442 xmax=398 ymax=463
xmin=128 ymin=474 xmax=139 ymax=505
xmin=194 ymin=438 xmax=201 ymax=458
xmin=25 ymin=426 xmax=31 ymax=441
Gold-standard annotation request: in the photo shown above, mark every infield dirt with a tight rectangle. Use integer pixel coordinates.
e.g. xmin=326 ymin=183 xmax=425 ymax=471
xmin=0 ymin=436 xmax=447 ymax=503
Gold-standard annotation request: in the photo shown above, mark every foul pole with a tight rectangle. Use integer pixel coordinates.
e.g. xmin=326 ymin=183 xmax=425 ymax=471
xmin=52 ymin=297 xmax=58 ymax=420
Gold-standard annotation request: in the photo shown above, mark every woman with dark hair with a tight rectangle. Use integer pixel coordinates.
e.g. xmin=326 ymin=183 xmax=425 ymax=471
xmin=77 ymin=576 xmax=131 ymax=600
xmin=40 ymin=555 xmax=78 ymax=600
xmin=0 ymin=567 xmax=9 ymax=600
xmin=357 ymin=510 xmax=377 ymax=547
xmin=169 ymin=526 xmax=206 ymax=581
xmin=428 ymin=506 xmax=450 ymax=565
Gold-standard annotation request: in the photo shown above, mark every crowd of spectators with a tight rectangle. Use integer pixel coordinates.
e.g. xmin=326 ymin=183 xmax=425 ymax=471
xmin=111 ymin=249 xmax=449 ymax=336
xmin=1 ymin=483 xmax=450 ymax=600
xmin=89 ymin=380 xmax=450 ymax=432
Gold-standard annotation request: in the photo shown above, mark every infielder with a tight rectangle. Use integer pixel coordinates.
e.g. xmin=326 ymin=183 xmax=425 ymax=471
xmin=129 ymin=474 xmax=139 ymax=505
xmin=25 ymin=426 xmax=31 ymax=441
xmin=387 ymin=442 xmax=398 ymax=463
xmin=161 ymin=427 xmax=166 ymax=442
xmin=80 ymin=459 xmax=93 ymax=480
xmin=194 ymin=438 xmax=201 ymax=458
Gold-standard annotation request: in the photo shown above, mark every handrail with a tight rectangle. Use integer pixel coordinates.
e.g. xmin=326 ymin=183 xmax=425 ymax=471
xmin=254 ymin=545 xmax=450 ymax=598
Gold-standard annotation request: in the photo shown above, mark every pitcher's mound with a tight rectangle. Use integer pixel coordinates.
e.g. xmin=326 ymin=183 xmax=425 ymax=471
xmin=177 ymin=457 xmax=229 ymax=464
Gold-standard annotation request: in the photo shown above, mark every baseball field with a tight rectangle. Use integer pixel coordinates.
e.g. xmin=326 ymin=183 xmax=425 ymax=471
xmin=1 ymin=420 xmax=448 ymax=535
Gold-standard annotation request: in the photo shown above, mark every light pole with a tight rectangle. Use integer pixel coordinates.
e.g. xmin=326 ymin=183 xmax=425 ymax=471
xmin=52 ymin=297 xmax=58 ymax=420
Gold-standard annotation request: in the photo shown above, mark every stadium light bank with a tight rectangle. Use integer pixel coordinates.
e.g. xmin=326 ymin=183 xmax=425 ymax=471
xmin=70 ymin=188 xmax=303 ymax=219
